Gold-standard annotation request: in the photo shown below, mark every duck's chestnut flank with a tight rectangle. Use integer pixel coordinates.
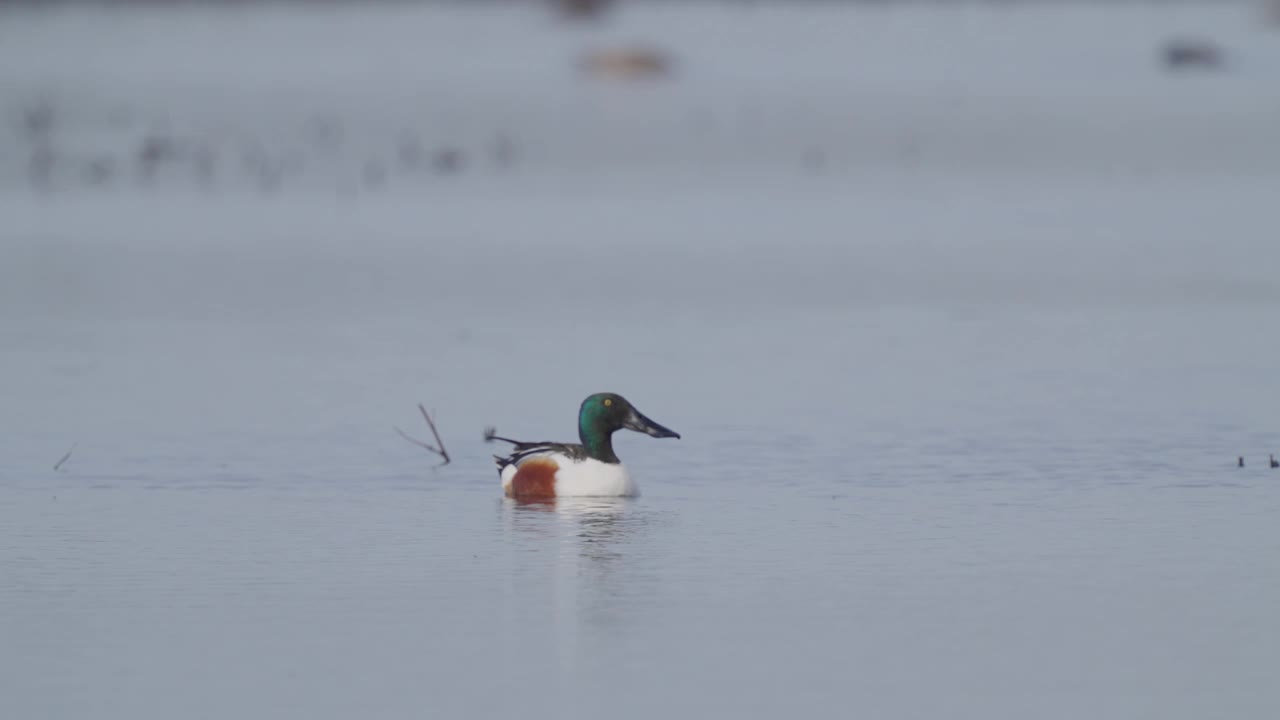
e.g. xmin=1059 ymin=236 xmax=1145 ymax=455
xmin=507 ymin=457 xmax=559 ymax=498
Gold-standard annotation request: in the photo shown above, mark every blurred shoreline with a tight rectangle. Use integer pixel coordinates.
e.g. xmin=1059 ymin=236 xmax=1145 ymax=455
xmin=4 ymin=1 xmax=1278 ymax=312
xmin=4 ymin=2 xmax=1279 ymax=191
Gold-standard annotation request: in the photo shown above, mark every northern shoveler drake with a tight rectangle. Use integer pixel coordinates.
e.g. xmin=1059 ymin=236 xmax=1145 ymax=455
xmin=486 ymin=393 xmax=680 ymax=499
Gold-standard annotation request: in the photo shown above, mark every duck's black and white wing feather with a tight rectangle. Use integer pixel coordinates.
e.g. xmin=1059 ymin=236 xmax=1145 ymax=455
xmin=484 ymin=427 xmax=586 ymax=474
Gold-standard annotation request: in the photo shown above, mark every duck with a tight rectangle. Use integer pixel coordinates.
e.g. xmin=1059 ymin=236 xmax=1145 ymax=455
xmin=486 ymin=393 xmax=680 ymax=499
xmin=1271 ymin=454 xmax=1278 ymax=469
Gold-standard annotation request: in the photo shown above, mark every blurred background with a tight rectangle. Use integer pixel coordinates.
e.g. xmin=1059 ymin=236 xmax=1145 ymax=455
xmin=4 ymin=2 xmax=1280 ymax=719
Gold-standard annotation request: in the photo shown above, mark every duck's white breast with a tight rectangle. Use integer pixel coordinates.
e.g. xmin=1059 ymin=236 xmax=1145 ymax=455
xmin=556 ymin=457 xmax=637 ymax=497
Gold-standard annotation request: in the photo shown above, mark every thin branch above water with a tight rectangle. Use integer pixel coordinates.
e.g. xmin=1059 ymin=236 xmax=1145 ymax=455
xmin=395 ymin=404 xmax=450 ymax=466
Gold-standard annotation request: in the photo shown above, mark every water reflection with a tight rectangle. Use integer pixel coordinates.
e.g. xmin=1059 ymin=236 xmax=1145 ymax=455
xmin=501 ymin=497 xmax=663 ymax=631
xmin=503 ymin=496 xmax=638 ymax=564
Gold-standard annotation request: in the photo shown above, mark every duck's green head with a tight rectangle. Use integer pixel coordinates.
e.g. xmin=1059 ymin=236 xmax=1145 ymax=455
xmin=578 ymin=392 xmax=680 ymax=463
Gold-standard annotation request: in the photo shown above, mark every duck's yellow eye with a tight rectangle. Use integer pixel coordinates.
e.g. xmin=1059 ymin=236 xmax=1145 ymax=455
xmin=603 ymin=398 xmax=613 ymax=407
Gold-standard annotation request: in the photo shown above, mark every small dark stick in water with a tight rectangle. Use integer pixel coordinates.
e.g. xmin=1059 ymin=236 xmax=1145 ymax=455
xmin=1238 ymin=456 xmax=1245 ymax=468
xmin=53 ymin=443 xmax=77 ymax=472
xmin=1271 ymin=454 xmax=1279 ymax=469
xmin=394 ymin=404 xmax=450 ymax=466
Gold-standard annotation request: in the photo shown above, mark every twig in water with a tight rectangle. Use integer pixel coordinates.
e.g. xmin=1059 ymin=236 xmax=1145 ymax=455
xmin=395 ymin=404 xmax=450 ymax=466
xmin=53 ymin=443 xmax=77 ymax=472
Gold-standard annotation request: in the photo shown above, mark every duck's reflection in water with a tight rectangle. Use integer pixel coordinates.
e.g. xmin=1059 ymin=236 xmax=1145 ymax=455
xmin=504 ymin=496 xmax=636 ymax=564
xmin=500 ymin=496 xmax=667 ymax=631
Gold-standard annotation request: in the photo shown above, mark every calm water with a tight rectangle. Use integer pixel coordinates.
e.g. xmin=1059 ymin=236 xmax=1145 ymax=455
xmin=4 ymin=3 xmax=1280 ymax=719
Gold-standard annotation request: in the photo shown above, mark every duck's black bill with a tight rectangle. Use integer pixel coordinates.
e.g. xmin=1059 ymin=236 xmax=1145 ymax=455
xmin=624 ymin=409 xmax=681 ymax=439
